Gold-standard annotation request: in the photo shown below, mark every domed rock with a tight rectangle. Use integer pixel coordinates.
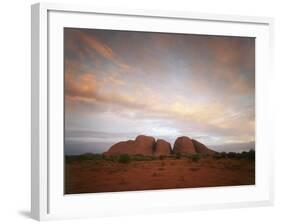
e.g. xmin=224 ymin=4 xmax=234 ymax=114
xmin=154 ymin=139 xmax=172 ymax=156
xmin=192 ymin=139 xmax=216 ymax=155
xmin=173 ymin=136 xmax=196 ymax=154
xmin=104 ymin=135 xmax=155 ymax=156
xmin=135 ymin=135 xmax=156 ymax=155
xmin=103 ymin=140 xmax=136 ymax=156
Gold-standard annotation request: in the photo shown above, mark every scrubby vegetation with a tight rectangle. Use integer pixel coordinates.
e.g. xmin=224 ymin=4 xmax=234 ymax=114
xmin=190 ymin=154 xmax=200 ymax=162
xmin=212 ymin=150 xmax=255 ymax=160
xmin=66 ymin=153 xmax=162 ymax=164
xmin=65 ymin=153 xmax=105 ymax=163
xmin=118 ymin=154 xmax=131 ymax=164
xmin=65 ymin=149 xmax=255 ymax=164
xmin=175 ymin=152 xmax=182 ymax=159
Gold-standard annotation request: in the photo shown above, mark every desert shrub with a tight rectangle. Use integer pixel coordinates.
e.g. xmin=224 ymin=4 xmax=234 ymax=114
xmin=220 ymin=152 xmax=227 ymax=158
xmin=121 ymin=154 xmax=156 ymax=161
xmin=241 ymin=151 xmax=248 ymax=156
xmin=181 ymin=154 xmax=190 ymax=159
xmin=145 ymin=156 xmax=153 ymax=161
xmin=227 ymin=152 xmax=237 ymax=159
xmin=248 ymin=149 xmax=255 ymax=160
xmin=211 ymin=152 xmax=228 ymax=159
xmin=190 ymin=154 xmax=200 ymax=162
xmin=212 ymin=153 xmax=222 ymax=160
xmin=166 ymin=155 xmax=175 ymax=160
xmin=104 ymin=155 xmax=119 ymax=162
xmin=78 ymin=153 xmax=96 ymax=160
xmin=130 ymin=155 xmax=158 ymax=161
xmin=103 ymin=156 xmax=112 ymax=161
xmin=134 ymin=154 xmax=143 ymax=157
xmin=200 ymin=153 xmax=209 ymax=158
xmin=131 ymin=154 xmax=147 ymax=161
xmin=212 ymin=150 xmax=255 ymax=160
xmin=175 ymin=152 xmax=182 ymax=159
xmin=65 ymin=156 xmax=76 ymax=163
xmin=65 ymin=153 xmax=105 ymax=163
xmin=118 ymin=154 xmax=131 ymax=164
xmin=235 ymin=153 xmax=244 ymax=159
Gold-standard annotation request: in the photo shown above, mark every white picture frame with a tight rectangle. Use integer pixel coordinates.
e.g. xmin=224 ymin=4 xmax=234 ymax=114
xmin=31 ymin=2 xmax=274 ymax=221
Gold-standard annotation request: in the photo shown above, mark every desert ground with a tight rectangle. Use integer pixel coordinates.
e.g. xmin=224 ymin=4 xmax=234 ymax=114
xmin=65 ymin=153 xmax=255 ymax=194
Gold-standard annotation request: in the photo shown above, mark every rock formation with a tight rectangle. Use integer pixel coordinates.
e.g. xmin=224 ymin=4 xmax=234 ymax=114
xmin=103 ymin=140 xmax=136 ymax=156
xmin=173 ymin=136 xmax=196 ymax=154
xmin=104 ymin=135 xmax=155 ymax=156
xmin=103 ymin=135 xmax=216 ymax=156
xmin=135 ymin=135 xmax=156 ymax=155
xmin=192 ymin=139 xmax=216 ymax=155
xmin=154 ymin=139 xmax=172 ymax=156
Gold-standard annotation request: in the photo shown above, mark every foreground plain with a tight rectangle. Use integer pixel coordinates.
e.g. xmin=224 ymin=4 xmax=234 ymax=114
xmin=65 ymin=154 xmax=255 ymax=194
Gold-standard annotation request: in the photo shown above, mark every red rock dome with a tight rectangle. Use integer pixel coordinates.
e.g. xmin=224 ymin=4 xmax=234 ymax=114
xmin=104 ymin=135 xmax=155 ymax=156
xmin=154 ymin=139 xmax=172 ymax=156
xmin=173 ymin=136 xmax=196 ymax=154
xmin=192 ymin=139 xmax=215 ymax=155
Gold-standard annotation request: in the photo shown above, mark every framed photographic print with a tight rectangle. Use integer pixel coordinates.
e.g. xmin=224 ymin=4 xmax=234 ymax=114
xmin=31 ymin=2 xmax=274 ymax=221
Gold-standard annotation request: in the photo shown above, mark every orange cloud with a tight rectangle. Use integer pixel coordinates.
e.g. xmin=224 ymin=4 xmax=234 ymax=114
xmin=79 ymin=33 xmax=114 ymax=61
xmin=65 ymin=73 xmax=98 ymax=99
xmin=65 ymin=73 xmax=148 ymax=109
xmin=102 ymin=75 xmax=126 ymax=86
xmin=75 ymin=30 xmax=130 ymax=71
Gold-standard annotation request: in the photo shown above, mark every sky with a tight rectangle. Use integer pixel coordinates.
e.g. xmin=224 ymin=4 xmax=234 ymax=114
xmin=64 ymin=28 xmax=255 ymax=155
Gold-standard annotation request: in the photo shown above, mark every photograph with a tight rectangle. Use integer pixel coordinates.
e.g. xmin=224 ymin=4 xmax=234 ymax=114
xmin=64 ymin=28 xmax=255 ymax=194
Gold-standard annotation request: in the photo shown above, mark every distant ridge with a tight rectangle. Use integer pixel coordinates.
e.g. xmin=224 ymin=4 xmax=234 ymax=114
xmin=210 ymin=141 xmax=255 ymax=153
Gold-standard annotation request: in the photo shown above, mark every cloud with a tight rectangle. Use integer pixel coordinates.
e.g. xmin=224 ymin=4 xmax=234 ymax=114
xmin=65 ymin=73 xmax=98 ymax=99
xmin=65 ymin=72 xmax=254 ymax=144
xmin=65 ymin=73 xmax=149 ymax=111
xmin=79 ymin=32 xmax=114 ymax=60
xmin=65 ymin=129 xmax=139 ymax=140
xmin=65 ymin=28 xmax=130 ymax=71
xmin=101 ymin=75 xmax=126 ymax=86
xmin=64 ymin=29 xmax=255 ymax=147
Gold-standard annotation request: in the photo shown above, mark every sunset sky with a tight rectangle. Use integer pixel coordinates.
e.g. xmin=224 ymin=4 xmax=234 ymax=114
xmin=64 ymin=28 xmax=255 ymax=155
